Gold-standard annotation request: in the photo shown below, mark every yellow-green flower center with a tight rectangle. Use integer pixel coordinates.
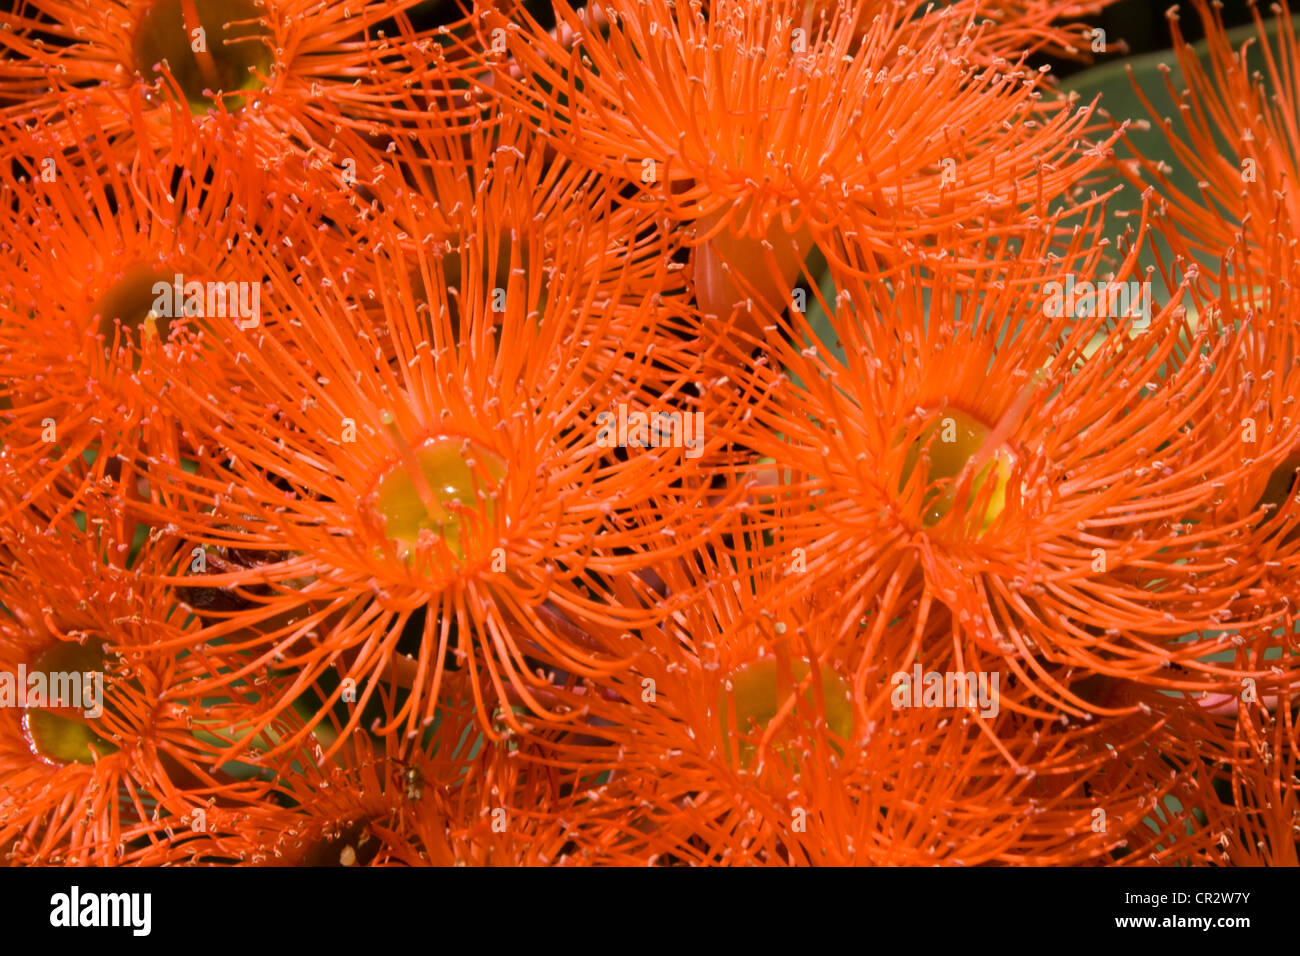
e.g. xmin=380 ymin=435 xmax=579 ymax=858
xmin=898 ymin=408 xmax=1015 ymax=532
xmin=371 ymin=437 xmax=506 ymax=560
xmin=717 ymin=657 xmax=853 ymax=768
xmin=22 ymin=638 xmax=118 ymax=766
xmin=92 ymin=265 xmax=175 ymax=367
xmin=134 ymin=0 xmax=274 ymax=114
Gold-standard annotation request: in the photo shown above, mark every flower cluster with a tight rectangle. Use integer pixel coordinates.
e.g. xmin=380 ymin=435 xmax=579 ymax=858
xmin=0 ymin=0 xmax=1296 ymax=866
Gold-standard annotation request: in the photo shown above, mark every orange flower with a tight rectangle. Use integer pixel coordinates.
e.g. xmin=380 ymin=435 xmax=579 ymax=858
xmin=1119 ymin=0 xmax=1300 ymax=273
xmin=1194 ymin=285 xmax=1300 ymax=631
xmin=0 ymin=102 xmax=358 ymax=524
xmin=475 ymin=0 xmax=1119 ymax=338
xmin=1119 ymin=1 xmax=1300 ymax=673
xmin=0 ymin=499 xmax=277 ymax=865
xmin=138 ymin=144 xmax=740 ymax=759
xmin=487 ymin=534 xmax=1226 ymax=865
xmin=182 ymin=689 xmax=463 ymax=866
xmin=0 ymin=0 xmax=478 ymax=199
xmin=159 ymin=661 xmax=663 ymax=865
xmin=716 ymin=199 xmax=1281 ymax=718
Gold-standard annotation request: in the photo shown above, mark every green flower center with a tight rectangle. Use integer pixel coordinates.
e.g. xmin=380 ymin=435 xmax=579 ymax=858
xmin=22 ymin=638 xmax=118 ymax=766
xmin=134 ymin=0 xmax=274 ymax=114
xmin=717 ymin=657 xmax=853 ymax=768
xmin=371 ymin=437 xmax=506 ymax=560
xmin=92 ymin=265 xmax=175 ymax=367
xmin=898 ymin=408 xmax=1015 ymax=532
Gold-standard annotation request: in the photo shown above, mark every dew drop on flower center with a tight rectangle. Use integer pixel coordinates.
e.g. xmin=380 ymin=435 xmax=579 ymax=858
xmin=368 ymin=437 xmax=506 ymax=561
